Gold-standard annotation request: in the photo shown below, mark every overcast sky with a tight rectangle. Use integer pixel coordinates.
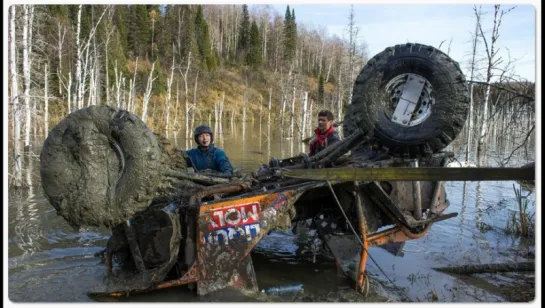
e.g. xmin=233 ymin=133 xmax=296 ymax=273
xmin=264 ymin=3 xmax=537 ymax=82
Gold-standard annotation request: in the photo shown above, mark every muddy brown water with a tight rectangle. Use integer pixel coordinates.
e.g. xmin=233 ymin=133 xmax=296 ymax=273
xmin=7 ymin=122 xmax=536 ymax=302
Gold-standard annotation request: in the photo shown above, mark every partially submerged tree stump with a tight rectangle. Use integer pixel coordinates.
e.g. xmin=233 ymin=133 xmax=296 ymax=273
xmin=434 ymin=262 xmax=534 ymax=275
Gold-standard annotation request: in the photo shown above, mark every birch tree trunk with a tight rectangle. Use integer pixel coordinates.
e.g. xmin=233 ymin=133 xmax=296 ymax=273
xmin=325 ymin=55 xmax=334 ymax=83
xmin=165 ymin=47 xmax=175 ymax=134
xmin=337 ymin=68 xmax=343 ymax=121
xmin=67 ymin=72 xmax=72 ymax=114
xmin=220 ymin=92 xmax=225 ymax=124
xmin=114 ymin=60 xmax=121 ymax=107
xmin=242 ymin=80 xmax=247 ymax=123
xmin=28 ymin=5 xmax=35 ymax=139
xmin=104 ymin=24 xmax=114 ymax=105
xmin=289 ymin=75 xmax=296 ymax=138
xmin=10 ymin=5 xmax=23 ymax=187
xmin=477 ymin=5 xmax=508 ymax=164
xmin=23 ymin=4 xmax=34 ymax=148
xmin=300 ymin=91 xmax=308 ymax=140
xmin=180 ymin=52 xmax=191 ymax=139
xmin=193 ymin=70 xmax=199 ymax=121
xmin=174 ymin=79 xmax=180 ymax=129
xmin=87 ymin=57 xmax=95 ymax=107
xmin=307 ymin=99 xmax=314 ymax=134
xmin=280 ymin=75 xmax=287 ymax=138
xmin=57 ymin=22 xmax=66 ymax=96
xmin=121 ymin=77 xmax=126 ymax=110
xmin=259 ymin=94 xmax=263 ymax=136
xmin=81 ymin=42 xmax=90 ymax=109
xmin=267 ymin=87 xmax=272 ymax=157
xmin=347 ymin=5 xmax=358 ymax=108
xmin=74 ymin=5 xmax=83 ymax=110
xmin=129 ymin=57 xmax=138 ymax=113
xmin=465 ymin=6 xmax=482 ymax=164
xmin=142 ymin=61 xmax=157 ymax=123
xmin=44 ymin=64 xmax=49 ymax=137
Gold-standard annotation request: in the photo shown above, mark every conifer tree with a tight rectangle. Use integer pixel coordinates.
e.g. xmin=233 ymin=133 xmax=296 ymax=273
xmin=246 ymin=20 xmax=262 ymax=67
xmin=283 ymin=5 xmax=297 ymax=64
xmin=318 ymin=74 xmax=325 ymax=107
xmin=238 ymin=4 xmax=251 ymax=61
xmin=195 ymin=5 xmax=217 ymax=70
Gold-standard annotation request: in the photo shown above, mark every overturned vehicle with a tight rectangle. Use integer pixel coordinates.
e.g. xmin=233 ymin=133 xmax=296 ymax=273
xmin=40 ymin=43 xmax=471 ymax=297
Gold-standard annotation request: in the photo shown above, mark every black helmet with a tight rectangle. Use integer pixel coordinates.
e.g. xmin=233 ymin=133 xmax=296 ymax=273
xmin=193 ymin=125 xmax=214 ymax=144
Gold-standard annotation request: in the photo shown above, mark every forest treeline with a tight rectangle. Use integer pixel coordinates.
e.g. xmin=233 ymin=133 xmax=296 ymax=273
xmin=7 ymin=4 xmax=535 ymax=188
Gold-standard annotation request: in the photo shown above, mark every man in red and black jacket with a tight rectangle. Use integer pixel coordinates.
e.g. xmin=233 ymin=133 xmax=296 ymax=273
xmin=309 ymin=110 xmax=341 ymax=156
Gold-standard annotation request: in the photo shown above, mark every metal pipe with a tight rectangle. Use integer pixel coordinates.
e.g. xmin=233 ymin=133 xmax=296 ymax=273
xmin=410 ymin=160 xmax=422 ymax=220
xmin=353 ymin=182 xmax=369 ymax=294
xmin=311 ymin=129 xmax=363 ymax=162
xmin=429 ymin=181 xmax=444 ymax=214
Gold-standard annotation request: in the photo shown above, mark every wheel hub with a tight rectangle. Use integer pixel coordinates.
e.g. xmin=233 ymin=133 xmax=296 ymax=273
xmin=385 ymin=73 xmax=435 ymax=127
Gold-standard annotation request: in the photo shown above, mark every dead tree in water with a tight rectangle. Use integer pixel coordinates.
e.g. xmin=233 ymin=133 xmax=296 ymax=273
xmin=299 ymin=91 xmax=308 ymax=141
xmin=165 ymin=46 xmax=175 ymax=135
xmin=435 ymin=262 xmax=534 ymax=275
xmin=476 ymin=5 xmax=516 ymax=164
xmin=128 ymin=58 xmax=138 ymax=113
xmin=9 ymin=5 xmax=23 ymax=187
xmin=289 ymin=72 xmax=296 ymax=138
xmin=179 ymin=52 xmax=192 ymax=139
xmin=23 ymin=4 xmax=35 ymax=149
xmin=465 ymin=5 xmax=482 ymax=165
xmin=44 ymin=63 xmax=49 ymax=137
xmin=142 ymin=61 xmax=157 ymax=124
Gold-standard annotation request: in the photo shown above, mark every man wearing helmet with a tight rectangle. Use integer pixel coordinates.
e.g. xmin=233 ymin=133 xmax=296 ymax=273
xmin=185 ymin=125 xmax=234 ymax=176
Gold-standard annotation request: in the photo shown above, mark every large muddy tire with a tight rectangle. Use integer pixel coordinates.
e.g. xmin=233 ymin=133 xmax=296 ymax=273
xmin=40 ymin=105 xmax=162 ymax=228
xmin=343 ymin=43 xmax=470 ymax=156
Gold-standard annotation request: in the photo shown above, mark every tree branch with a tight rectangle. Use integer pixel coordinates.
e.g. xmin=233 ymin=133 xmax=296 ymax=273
xmin=501 ymin=125 xmax=535 ymax=166
xmin=466 ymin=80 xmax=534 ymax=101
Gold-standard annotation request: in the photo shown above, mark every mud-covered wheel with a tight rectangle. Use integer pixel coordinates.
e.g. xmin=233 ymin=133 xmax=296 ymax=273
xmin=344 ymin=43 xmax=470 ymax=156
xmin=40 ymin=105 xmax=162 ymax=228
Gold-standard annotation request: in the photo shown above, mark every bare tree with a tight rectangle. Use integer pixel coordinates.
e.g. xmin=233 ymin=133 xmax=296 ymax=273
xmin=114 ymin=60 xmax=122 ymax=107
xmin=75 ymin=5 xmax=108 ymax=109
xmin=9 ymin=5 xmax=23 ymax=187
xmin=343 ymin=5 xmax=359 ymax=128
xmin=300 ymin=91 xmax=308 ymax=140
xmin=67 ymin=72 xmax=72 ymax=114
xmin=267 ymin=87 xmax=272 ymax=137
xmin=259 ymin=94 xmax=263 ymax=134
xmin=74 ymin=5 xmax=83 ymax=110
xmin=128 ymin=57 xmax=138 ymax=113
xmin=142 ymin=61 xmax=157 ymax=123
xmin=103 ymin=8 xmax=115 ymax=105
xmin=193 ymin=70 xmax=200 ymax=126
xmin=165 ymin=45 xmax=175 ymax=134
xmin=476 ymin=5 xmax=516 ymax=163
xmin=242 ymin=78 xmax=248 ymax=123
xmin=44 ymin=63 xmax=49 ymax=137
xmin=173 ymin=79 xmax=180 ymax=129
xmin=179 ymin=52 xmax=192 ymax=138
xmin=56 ymin=20 xmax=67 ymax=96
xmin=23 ymin=4 xmax=35 ymax=148
xmin=289 ymin=73 xmax=296 ymax=138
xmin=465 ymin=5 xmax=482 ymax=164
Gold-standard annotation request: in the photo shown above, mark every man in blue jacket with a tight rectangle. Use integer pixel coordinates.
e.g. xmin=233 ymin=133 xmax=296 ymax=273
xmin=185 ymin=125 xmax=234 ymax=176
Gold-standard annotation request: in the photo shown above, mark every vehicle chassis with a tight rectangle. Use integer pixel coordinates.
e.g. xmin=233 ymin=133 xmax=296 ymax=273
xmin=89 ymin=130 xmax=457 ymax=298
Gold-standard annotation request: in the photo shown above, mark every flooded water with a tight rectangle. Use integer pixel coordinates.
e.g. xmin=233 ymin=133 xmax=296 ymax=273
xmin=6 ymin=122 xmax=537 ymax=303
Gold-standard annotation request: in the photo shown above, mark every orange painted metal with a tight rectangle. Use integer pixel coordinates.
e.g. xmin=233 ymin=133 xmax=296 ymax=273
xmin=103 ymin=263 xmax=200 ymax=298
xmin=356 ymin=207 xmax=369 ymax=292
xmin=367 ymin=224 xmax=431 ymax=247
